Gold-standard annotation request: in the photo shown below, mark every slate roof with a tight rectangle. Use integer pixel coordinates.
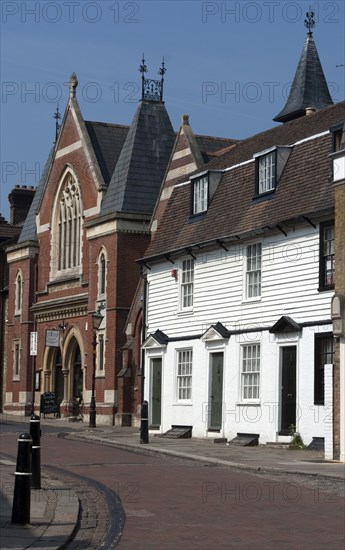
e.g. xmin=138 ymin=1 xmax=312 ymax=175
xmin=143 ymin=101 xmax=345 ymax=261
xmin=274 ymin=32 xmax=333 ymax=123
xmin=101 ymin=100 xmax=176 ymax=216
xmin=18 ymin=148 xmax=54 ymax=243
xmin=85 ymin=121 xmax=129 ymax=185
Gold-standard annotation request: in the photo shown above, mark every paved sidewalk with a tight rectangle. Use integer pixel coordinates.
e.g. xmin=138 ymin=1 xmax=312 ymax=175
xmin=0 ymin=457 xmax=79 ymax=550
xmin=69 ymin=426 xmax=345 ymax=480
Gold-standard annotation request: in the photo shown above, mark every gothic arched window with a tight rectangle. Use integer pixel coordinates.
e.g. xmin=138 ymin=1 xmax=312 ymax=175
xmin=14 ymin=271 xmax=22 ymax=314
xmin=55 ymin=171 xmax=82 ymax=273
xmin=98 ymin=250 xmax=107 ymax=296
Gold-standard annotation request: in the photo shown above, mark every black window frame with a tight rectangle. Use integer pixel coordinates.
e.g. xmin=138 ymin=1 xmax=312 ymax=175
xmin=314 ymin=333 xmax=334 ymax=405
xmin=319 ymin=221 xmax=335 ymax=291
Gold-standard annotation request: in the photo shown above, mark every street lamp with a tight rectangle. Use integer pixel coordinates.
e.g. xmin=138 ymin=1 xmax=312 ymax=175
xmin=89 ymin=311 xmax=103 ymax=428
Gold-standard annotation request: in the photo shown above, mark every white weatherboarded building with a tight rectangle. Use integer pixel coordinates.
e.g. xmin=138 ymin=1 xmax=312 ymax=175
xmin=140 ymin=100 xmax=344 ymax=446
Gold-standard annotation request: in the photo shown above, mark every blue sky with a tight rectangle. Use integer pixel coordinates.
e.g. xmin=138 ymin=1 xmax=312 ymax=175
xmin=1 ymin=0 xmax=344 ymax=219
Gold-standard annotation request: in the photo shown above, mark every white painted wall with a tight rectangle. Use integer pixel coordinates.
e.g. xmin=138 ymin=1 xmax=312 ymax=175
xmin=145 ymin=222 xmax=333 ymax=444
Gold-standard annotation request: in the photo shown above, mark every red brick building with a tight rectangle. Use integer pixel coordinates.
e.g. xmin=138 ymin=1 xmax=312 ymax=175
xmin=4 ymin=69 xmax=176 ymax=424
xmin=4 ymin=67 xmax=234 ymax=425
xmin=1 ymin=187 xmax=35 ymax=411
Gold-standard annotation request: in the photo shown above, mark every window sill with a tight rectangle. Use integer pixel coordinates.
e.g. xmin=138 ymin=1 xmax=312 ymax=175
xmin=12 ymin=377 xmax=20 ymax=382
xmin=173 ymin=402 xmax=193 ymax=406
xmin=96 ymin=373 xmax=105 ymax=378
xmin=237 ymin=401 xmax=261 ymax=406
xmin=241 ymin=297 xmax=262 ymax=304
xmin=176 ymin=309 xmax=194 ymax=317
xmin=318 ymin=286 xmax=335 ymax=292
xmin=252 ymin=190 xmax=275 ymax=201
xmin=188 ymin=212 xmax=207 ymax=223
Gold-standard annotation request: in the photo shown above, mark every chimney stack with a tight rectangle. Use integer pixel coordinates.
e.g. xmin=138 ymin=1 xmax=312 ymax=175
xmin=8 ymin=185 xmax=36 ymax=225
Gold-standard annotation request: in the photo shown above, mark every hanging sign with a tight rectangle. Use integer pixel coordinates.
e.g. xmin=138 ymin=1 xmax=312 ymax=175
xmin=30 ymin=332 xmax=38 ymax=356
xmin=46 ymin=330 xmax=60 ymax=347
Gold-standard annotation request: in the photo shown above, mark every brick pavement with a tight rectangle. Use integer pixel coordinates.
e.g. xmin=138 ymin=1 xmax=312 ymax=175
xmin=1 ymin=414 xmax=344 ymax=550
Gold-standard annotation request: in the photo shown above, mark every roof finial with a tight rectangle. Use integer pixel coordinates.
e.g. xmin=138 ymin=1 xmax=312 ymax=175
xmin=53 ymin=104 xmax=61 ymax=144
xmin=158 ymin=57 xmax=166 ymax=101
xmin=139 ymin=55 xmax=166 ymax=102
xmin=139 ymin=54 xmax=148 ymax=100
xmin=304 ymin=9 xmax=315 ymax=34
xmin=69 ymin=72 xmax=78 ymax=98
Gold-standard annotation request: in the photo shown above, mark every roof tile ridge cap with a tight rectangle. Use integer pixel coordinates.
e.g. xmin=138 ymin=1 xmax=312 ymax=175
xmin=194 ymin=133 xmax=238 ymax=142
xmin=84 ymin=120 xmax=130 ymax=129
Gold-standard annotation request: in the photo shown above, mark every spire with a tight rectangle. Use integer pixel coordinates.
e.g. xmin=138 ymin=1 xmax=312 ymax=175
xmin=273 ymin=12 xmax=333 ymax=123
xmin=139 ymin=55 xmax=166 ymax=102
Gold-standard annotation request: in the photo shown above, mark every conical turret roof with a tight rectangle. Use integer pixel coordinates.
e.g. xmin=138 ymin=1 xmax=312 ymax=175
xmin=274 ymin=32 xmax=333 ymax=123
xmin=101 ymin=100 xmax=175 ymax=216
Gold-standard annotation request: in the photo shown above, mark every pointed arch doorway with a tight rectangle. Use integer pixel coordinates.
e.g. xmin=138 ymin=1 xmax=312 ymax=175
xmin=49 ymin=336 xmax=83 ymax=404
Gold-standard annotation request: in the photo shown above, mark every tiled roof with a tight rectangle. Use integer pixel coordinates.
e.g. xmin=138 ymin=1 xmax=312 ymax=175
xmin=143 ymin=101 xmax=345 ymax=260
xmin=0 ymin=221 xmax=21 ymax=242
xmin=274 ymin=32 xmax=333 ymax=123
xmin=101 ymin=100 xmax=176 ymax=216
xmin=85 ymin=121 xmax=129 ymax=185
xmin=194 ymin=135 xmax=239 ymax=162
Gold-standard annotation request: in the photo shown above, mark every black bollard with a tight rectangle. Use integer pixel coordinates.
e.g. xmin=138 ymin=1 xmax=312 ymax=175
xmin=11 ymin=433 xmax=32 ymax=525
xmin=30 ymin=414 xmax=41 ymax=489
xmin=140 ymin=400 xmax=149 ymax=444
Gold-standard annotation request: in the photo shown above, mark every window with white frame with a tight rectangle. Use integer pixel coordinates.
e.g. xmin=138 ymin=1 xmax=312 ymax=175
xmin=241 ymin=344 xmax=260 ymax=400
xmin=98 ymin=250 xmax=107 ymax=296
xmin=180 ymin=258 xmax=194 ymax=309
xmin=257 ymin=151 xmax=276 ymax=194
xmin=56 ymin=172 xmax=82 ymax=272
xmin=14 ymin=271 xmax=22 ymax=314
xmin=246 ymin=243 xmax=262 ymax=299
xmin=13 ymin=340 xmax=21 ymax=379
xmin=193 ymin=176 xmax=208 ymax=214
xmin=177 ymin=349 xmax=193 ymax=400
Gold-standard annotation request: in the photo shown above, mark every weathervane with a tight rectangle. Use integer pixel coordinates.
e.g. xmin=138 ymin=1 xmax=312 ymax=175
xmin=139 ymin=55 xmax=166 ymax=102
xmin=304 ymin=9 xmax=315 ymax=34
xmin=53 ymin=104 xmax=61 ymax=143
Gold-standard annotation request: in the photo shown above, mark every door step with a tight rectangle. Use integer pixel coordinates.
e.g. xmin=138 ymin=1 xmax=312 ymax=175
xmin=307 ymin=437 xmax=324 ymax=451
xmin=159 ymin=425 xmax=193 ymax=439
xmin=228 ymin=433 xmax=259 ymax=446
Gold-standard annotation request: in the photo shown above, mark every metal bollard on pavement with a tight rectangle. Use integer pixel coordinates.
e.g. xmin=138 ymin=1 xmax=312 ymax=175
xmin=30 ymin=414 xmax=41 ymax=489
xmin=140 ymin=400 xmax=149 ymax=444
xmin=11 ymin=433 xmax=32 ymax=525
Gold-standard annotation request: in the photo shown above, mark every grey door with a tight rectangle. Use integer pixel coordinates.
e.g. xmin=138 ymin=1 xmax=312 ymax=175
xmin=151 ymin=358 xmax=162 ymax=427
xmin=280 ymin=346 xmax=297 ymax=434
xmin=209 ymin=352 xmax=224 ymax=430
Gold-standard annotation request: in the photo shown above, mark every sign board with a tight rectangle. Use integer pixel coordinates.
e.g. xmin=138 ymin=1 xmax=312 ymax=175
xmin=30 ymin=332 xmax=37 ymax=356
xmin=46 ymin=330 xmax=60 ymax=347
xmin=40 ymin=392 xmax=60 ymax=417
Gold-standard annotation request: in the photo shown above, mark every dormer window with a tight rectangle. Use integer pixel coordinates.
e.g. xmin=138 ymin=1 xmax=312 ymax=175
xmin=193 ymin=176 xmax=208 ymax=214
xmin=257 ymin=151 xmax=276 ymax=194
xmin=253 ymin=146 xmax=292 ymax=198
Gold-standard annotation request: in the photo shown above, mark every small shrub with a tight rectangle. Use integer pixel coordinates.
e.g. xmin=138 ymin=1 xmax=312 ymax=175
xmin=288 ymin=424 xmax=305 ymax=450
